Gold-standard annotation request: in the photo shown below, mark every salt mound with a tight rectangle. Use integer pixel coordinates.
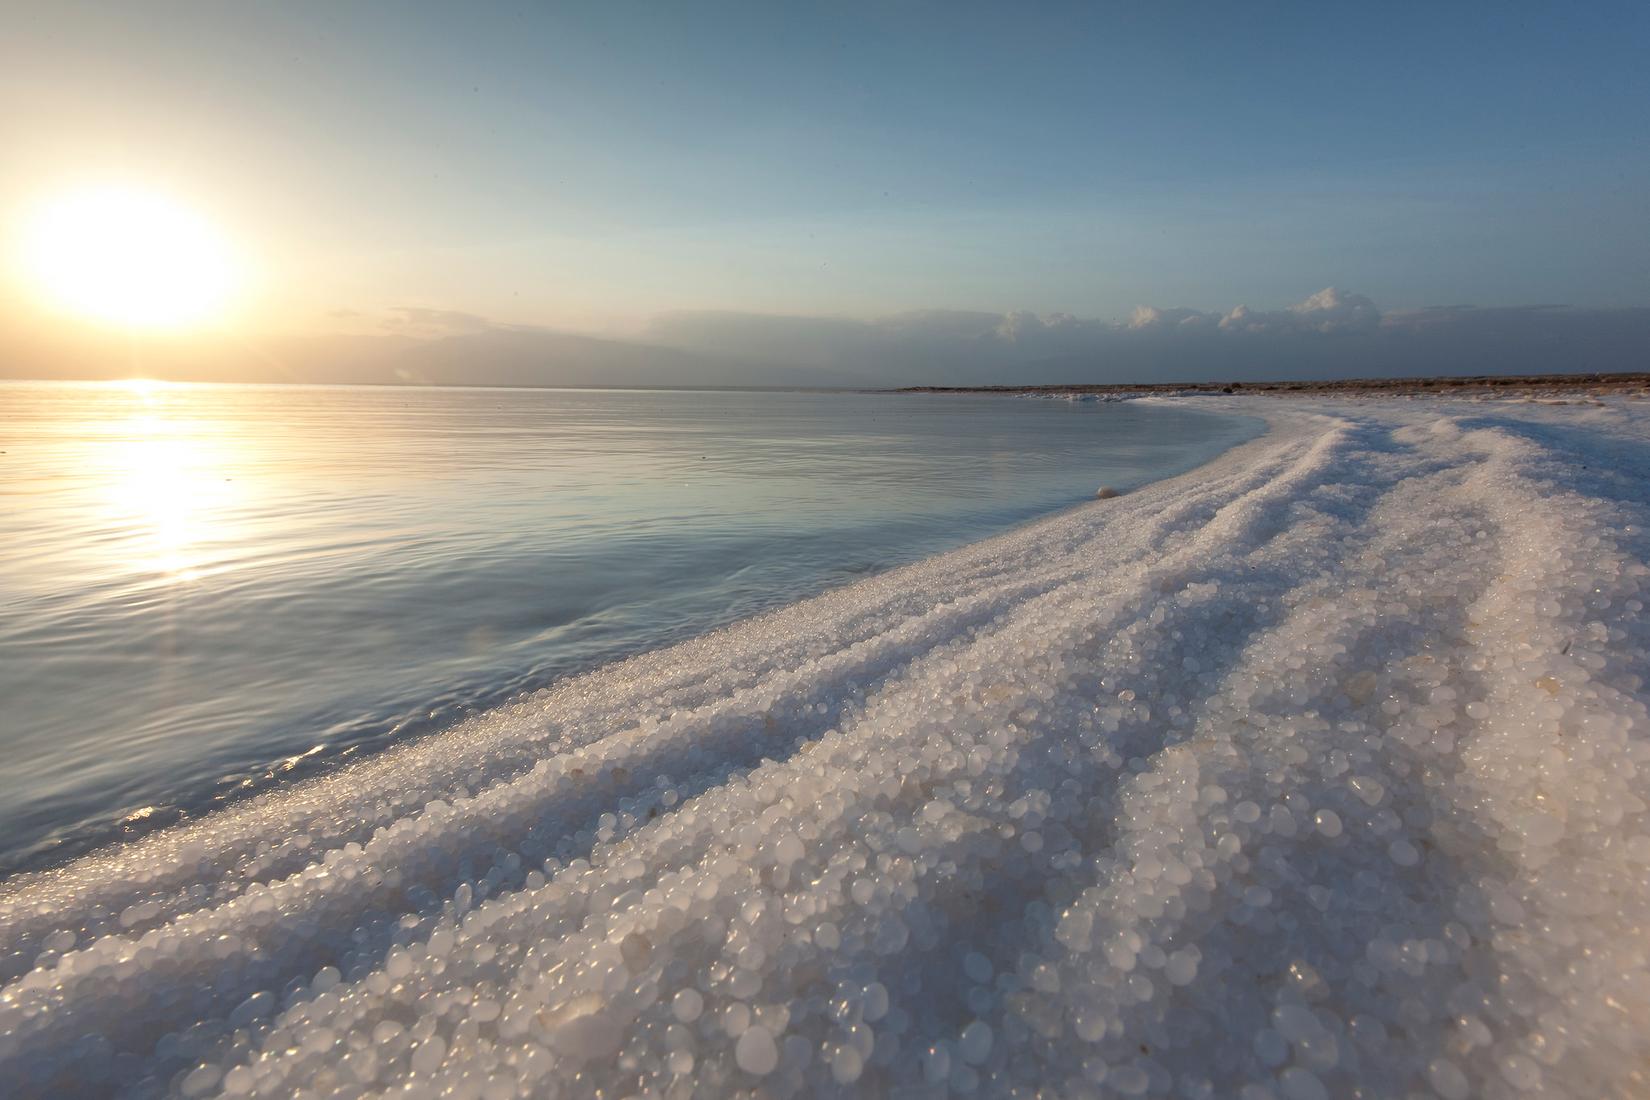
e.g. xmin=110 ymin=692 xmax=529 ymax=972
xmin=3 ymin=398 xmax=1650 ymax=1098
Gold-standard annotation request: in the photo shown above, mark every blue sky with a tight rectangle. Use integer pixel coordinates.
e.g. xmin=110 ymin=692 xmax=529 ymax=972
xmin=3 ymin=1 xmax=1648 ymax=359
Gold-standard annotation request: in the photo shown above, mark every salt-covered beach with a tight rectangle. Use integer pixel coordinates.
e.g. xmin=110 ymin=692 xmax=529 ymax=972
xmin=4 ymin=396 xmax=1649 ymax=1099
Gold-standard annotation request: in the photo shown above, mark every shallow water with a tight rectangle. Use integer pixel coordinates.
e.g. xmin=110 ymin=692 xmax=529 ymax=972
xmin=0 ymin=381 xmax=1255 ymax=875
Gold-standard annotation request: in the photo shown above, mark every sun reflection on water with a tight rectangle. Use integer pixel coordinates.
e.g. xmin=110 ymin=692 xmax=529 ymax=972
xmin=97 ymin=385 xmax=240 ymax=583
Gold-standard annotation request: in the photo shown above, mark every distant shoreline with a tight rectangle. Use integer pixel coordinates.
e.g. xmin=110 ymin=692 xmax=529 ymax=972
xmin=6 ymin=371 xmax=1648 ymax=398
xmin=894 ymin=370 xmax=1650 ymax=398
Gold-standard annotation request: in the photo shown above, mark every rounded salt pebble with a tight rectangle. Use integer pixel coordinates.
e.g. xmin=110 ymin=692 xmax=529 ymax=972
xmin=1314 ymin=809 xmax=1342 ymax=837
xmin=959 ymin=1021 xmax=993 ymax=1064
xmin=830 ymin=1045 xmax=864 ymax=1085
xmin=1165 ymin=948 xmax=1198 ymax=986
xmin=1272 ymin=1004 xmax=1320 ymax=1043
xmin=1096 ymin=486 xmax=1120 ymax=499
xmin=1253 ymin=1028 xmax=1289 ymax=1067
xmin=735 ymin=1026 xmax=779 ymax=1075
xmin=1110 ymin=1064 xmax=1149 ymax=1095
xmin=863 ymin=982 xmax=890 ymax=1023
xmin=672 ymin=989 xmax=703 ymax=1023
xmin=1348 ymin=776 xmax=1385 ymax=805
xmin=1388 ymin=838 xmax=1421 ymax=866
xmin=1498 ymin=1053 xmax=1542 ymax=1090
xmin=774 ymin=833 xmax=805 ymax=865
xmin=923 ymin=1045 xmax=951 ymax=1084
xmin=1279 ymin=1067 xmax=1329 ymax=1100
xmin=179 ymin=1066 xmax=221 ymax=1098
xmin=1428 ymin=1057 xmax=1471 ymax=1100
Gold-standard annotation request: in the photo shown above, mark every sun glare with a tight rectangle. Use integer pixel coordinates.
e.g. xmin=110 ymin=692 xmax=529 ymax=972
xmin=19 ymin=185 xmax=240 ymax=330
xmin=96 ymin=386 xmax=241 ymax=584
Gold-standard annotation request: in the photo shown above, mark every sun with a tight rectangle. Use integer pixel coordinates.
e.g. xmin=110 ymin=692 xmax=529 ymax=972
xmin=18 ymin=185 xmax=240 ymax=330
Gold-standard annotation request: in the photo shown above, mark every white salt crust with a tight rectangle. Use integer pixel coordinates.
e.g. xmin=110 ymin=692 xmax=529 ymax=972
xmin=4 ymin=397 xmax=1650 ymax=1099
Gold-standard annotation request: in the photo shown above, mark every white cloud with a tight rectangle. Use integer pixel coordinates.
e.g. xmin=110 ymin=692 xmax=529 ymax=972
xmin=1127 ymin=305 xmax=1216 ymax=331
xmin=1291 ymin=287 xmax=1380 ymax=332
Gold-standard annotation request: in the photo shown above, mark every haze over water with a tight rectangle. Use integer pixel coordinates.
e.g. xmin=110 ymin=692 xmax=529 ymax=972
xmin=0 ymin=382 xmax=1256 ymax=875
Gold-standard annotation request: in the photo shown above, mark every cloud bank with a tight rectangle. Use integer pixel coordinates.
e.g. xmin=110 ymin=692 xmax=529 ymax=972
xmin=2 ymin=289 xmax=1644 ymax=387
xmin=648 ymin=289 xmax=1649 ymax=386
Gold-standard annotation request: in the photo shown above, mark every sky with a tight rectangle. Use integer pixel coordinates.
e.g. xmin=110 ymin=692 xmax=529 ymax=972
xmin=2 ymin=1 xmax=1648 ymax=384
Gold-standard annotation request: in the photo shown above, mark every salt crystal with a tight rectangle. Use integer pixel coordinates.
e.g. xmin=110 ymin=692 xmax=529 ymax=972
xmin=959 ymin=1021 xmax=993 ymax=1064
xmin=736 ymin=1026 xmax=779 ymax=1075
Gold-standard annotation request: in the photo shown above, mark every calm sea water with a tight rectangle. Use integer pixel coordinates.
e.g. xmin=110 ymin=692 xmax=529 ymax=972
xmin=0 ymin=381 xmax=1258 ymax=874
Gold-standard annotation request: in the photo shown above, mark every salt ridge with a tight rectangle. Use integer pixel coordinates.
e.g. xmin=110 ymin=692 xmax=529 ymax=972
xmin=3 ymin=398 xmax=1648 ymax=1098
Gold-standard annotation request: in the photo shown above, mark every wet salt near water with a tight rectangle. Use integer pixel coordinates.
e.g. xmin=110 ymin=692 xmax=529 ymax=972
xmin=6 ymin=394 xmax=1650 ymax=1100
xmin=0 ymin=382 xmax=1253 ymax=875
